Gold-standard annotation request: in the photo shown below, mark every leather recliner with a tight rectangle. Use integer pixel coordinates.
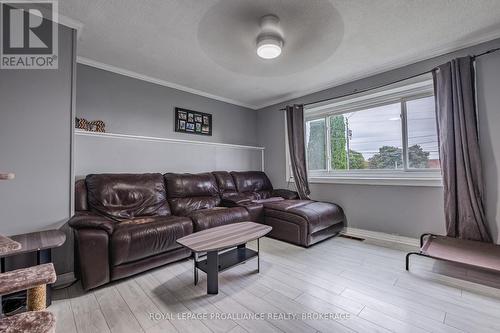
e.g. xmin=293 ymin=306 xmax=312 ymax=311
xmin=69 ymin=174 xmax=193 ymax=290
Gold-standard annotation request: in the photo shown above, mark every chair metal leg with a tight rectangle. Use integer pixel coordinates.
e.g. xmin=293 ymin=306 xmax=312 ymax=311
xmin=406 ymin=252 xmax=423 ymax=271
xmin=420 ymin=233 xmax=432 ymax=247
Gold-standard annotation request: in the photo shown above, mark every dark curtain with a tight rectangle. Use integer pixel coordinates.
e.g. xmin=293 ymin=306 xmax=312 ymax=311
xmin=433 ymin=56 xmax=492 ymax=242
xmin=285 ymin=104 xmax=311 ymax=200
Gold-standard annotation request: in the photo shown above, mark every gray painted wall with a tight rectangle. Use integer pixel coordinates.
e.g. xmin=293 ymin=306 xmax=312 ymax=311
xmin=0 ymin=25 xmax=76 ymax=272
xmin=477 ymin=50 xmax=500 ymax=243
xmin=257 ymin=38 xmax=500 ymax=241
xmin=74 ymin=133 xmax=263 ymax=177
xmin=76 ymin=64 xmax=258 ymax=146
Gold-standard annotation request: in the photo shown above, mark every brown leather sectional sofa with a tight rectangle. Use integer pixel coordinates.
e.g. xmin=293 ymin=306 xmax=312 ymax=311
xmin=69 ymin=171 xmax=345 ymax=290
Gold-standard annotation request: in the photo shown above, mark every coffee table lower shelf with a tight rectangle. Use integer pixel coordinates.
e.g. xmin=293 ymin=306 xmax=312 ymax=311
xmin=196 ymin=247 xmax=258 ymax=274
xmin=193 ymin=242 xmax=261 ymax=295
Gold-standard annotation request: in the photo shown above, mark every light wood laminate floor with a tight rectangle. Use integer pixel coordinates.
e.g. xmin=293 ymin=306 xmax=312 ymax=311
xmin=50 ymin=236 xmax=500 ymax=333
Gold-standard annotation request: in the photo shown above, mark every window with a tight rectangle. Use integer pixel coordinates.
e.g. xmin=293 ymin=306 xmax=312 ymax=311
xmin=406 ymin=96 xmax=440 ymax=169
xmin=300 ymin=77 xmax=441 ymax=186
xmin=305 ymin=118 xmax=326 ymax=170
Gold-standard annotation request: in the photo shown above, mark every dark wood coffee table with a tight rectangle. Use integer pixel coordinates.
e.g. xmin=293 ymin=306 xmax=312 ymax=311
xmin=177 ymin=222 xmax=272 ymax=294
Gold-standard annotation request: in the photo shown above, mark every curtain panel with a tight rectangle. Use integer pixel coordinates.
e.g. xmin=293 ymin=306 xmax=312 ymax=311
xmin=285 ymin=104 xmax=311 ymax=200
xmin=433 ymin=56 xmax=492 ymax=242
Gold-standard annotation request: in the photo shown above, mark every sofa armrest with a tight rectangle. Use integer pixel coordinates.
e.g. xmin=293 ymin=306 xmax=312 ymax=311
xmin=74 ymin=228 xmax=110 ymax=290
xmin=188 ymin=207 xmax=250 ymax=231
xmin=68 ymin=212 xmax=115 ymax=235
xmin=272 ymin=189 xmax=299 ymax=199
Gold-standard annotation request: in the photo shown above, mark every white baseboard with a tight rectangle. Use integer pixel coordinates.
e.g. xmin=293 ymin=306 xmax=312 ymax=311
xmin=55 ymin=272 xmax=76 ymax=288
xmin=342 ymin=227 xmax=420 ymax=247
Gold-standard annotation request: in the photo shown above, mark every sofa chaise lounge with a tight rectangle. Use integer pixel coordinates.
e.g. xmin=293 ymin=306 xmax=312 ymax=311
xmin=214 ymin=171 xmax=345 ymax=247
xmin=69 ymin=171 xmax=345 ymax=290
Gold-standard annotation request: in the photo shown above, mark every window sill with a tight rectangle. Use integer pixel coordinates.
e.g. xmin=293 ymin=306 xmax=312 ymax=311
xmin=306 ymin=175 xmax=443 ymax=187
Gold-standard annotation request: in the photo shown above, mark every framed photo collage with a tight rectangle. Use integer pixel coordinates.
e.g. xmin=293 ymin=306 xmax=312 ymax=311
xmin=174 ymin=107 xmax=212 ymax=136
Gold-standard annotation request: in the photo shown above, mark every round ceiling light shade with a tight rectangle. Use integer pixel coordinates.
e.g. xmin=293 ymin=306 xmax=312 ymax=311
xmin=257 ymin=36 xmax=282 ymax=59
xmin=256 ymin=14 xmax=283 ymax=59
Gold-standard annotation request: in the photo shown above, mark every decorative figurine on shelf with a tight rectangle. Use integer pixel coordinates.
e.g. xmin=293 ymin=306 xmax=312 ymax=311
xmin=75 ymin=117 xmax=91 ymax=131
xmin=89 ymin=120 xmax=106 ymax=132
xmin=75 ymin=118 xmax=106 ymax=132
xmin=0 ymin=172 xmax=14 ymax=180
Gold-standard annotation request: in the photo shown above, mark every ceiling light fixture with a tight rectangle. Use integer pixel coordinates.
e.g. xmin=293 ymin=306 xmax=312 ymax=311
xmin=256 ymin=14 xmax=284 ymax=60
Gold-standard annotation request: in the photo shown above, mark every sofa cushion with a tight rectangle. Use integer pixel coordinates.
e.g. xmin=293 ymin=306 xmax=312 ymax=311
xmin=110 ymin=216 xmax=192 ymax=266
xmin=164 ymin=173 xmax=221 ymax=216
xmin=188 ymin=207 xmax=249 ymax=231
xmin=212 ymin=171 xmax=237 ymax=196
xmin=231 ymin=171 xmax=273 ymax=199
xmin=264 ymin=200 xmax=344 ymax=234
xmin=86 ymin=173 xmax=171 ymax=221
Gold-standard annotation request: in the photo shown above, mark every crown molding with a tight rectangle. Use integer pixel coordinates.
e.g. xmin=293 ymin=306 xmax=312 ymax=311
xmin=20 ymin=3 xmax=84 ymax=38
xmin=254 ymin=31 xmax=500 ymax=110
xmin=58 ymin=14 xmax=84 ymax=39
xmin=76 ymin=57 xmax=258 ymax=110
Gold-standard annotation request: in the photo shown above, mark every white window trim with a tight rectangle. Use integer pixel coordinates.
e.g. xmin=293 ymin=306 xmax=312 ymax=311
xmin=308 ymin=170 xmax=442 ymax=187
xmin=285 ymin=75 xmax=443 ymax=187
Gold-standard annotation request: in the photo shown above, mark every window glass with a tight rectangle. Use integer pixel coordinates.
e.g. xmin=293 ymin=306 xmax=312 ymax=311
xmin=342 ymin=102 xmax=403 ymax=170
xmin=305 ymin=119 xmax=326 ymax=170
xmin=407 ymin=96 xmax=440 ymax=169
xmin=329 ymin=115 xmax=348 ymax=170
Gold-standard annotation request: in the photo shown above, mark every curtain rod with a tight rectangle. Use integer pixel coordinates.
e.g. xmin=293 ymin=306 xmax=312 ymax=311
xmin=472 ymin=47 xmax=500 ymax=59
xmin=279 ymin=47 xmax=500 ymax=111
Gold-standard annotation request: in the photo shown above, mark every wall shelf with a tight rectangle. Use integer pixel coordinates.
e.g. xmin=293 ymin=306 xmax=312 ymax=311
xmin=74 ymin=130 xmax=264 ymax=151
